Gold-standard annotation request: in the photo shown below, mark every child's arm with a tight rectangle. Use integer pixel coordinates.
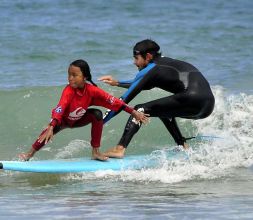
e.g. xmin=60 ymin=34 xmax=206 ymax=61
xmin=19 ymin=86 xmax=73 ymax=161
xmin=92 ymin=87 xmax=149 ymax=124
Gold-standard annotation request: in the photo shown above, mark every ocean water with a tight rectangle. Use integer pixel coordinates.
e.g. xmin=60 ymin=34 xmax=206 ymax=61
xmin=1 ymin=0 xmax=253 ymax=219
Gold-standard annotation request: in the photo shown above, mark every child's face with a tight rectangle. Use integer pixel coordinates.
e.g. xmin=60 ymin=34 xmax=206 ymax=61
xmin=68 ymin=65 xmax=86 ymax=88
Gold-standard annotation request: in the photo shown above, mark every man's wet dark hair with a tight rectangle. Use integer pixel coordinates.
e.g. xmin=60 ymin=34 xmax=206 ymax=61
xmin=70 ymin=59 xmax=97 ymax=86
xmin=133 ymin=39 xmax=161 ymax=59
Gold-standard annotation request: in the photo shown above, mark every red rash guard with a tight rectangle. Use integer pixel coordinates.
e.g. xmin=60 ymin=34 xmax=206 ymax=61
xmin=32 ymin=83 xmax=134 ymax=151
xmin=50 ymin=83 xmax=133 ymax=127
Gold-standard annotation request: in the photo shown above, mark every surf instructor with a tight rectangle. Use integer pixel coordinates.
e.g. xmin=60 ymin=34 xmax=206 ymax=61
xmin=99 ymin=39 xmax=215 ymax=158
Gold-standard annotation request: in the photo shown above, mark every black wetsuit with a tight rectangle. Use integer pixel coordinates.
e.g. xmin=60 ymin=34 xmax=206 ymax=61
xmin=117 ymin=56 xmax=215 ymax=147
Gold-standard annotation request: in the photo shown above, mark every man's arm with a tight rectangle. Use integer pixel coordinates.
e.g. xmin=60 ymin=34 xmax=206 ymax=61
xmin=100 ymin=63 xmax=156 ymax=123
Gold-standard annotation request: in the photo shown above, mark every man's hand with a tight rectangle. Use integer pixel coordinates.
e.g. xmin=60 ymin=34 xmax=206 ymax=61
xmin=98 ymin=75 xmax=119 ymax=86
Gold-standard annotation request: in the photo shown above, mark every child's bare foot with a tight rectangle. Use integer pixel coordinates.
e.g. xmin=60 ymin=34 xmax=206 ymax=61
xmin=92 ymin=148 xmax=108 ymax=161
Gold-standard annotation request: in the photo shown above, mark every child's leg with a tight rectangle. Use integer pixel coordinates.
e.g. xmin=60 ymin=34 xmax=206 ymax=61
xmin=74 ymin=108 xmax=103 ymax=148
xmin=73 ymin=108 xmax=107 ymax=161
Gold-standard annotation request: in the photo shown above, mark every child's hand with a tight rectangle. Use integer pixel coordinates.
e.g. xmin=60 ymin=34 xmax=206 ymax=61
xmin=18 ymin=148 xmax=36 ymax=161
xmin=18 ymin=152 xmax=32 ymax=161
xmin=38 ymin=125 xmax=54 ymax=144
xmin=131 ymin=110 xmax=150 ymax=124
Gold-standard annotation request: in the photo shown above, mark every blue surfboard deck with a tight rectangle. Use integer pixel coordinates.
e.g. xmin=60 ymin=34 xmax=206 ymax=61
xmin=0 ymin=149 xmax=187 ymax=173
xmin=0 ymin=155 xmax=151 ymax=173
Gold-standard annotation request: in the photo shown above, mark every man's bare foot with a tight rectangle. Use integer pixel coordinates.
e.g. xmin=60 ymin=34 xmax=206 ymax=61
xmin=183 ymin=143 xmax=189 ymax=150
xmin=104 ymin=145 xmax=125 ymax=158
xmin=92 ymin=148 xmax=108 ymax=161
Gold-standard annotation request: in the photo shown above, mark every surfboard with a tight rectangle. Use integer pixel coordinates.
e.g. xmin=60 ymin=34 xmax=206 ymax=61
xmin=0 ymin=155 xmax=157 ymax=173
xmin=0 ymin=149 xmax=187 ymax=173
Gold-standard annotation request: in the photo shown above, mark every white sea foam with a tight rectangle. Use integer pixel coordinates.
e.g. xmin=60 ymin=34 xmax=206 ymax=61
xmin=55 ymin=139 xmax=91 ymax=159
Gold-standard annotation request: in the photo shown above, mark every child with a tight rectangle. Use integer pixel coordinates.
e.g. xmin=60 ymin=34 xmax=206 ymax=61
xmin=19 ymin=59 xmax=149 ymax=161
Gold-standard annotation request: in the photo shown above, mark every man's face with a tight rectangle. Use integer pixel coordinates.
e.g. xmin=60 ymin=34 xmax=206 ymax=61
xmin=133 ymin=54 xmax=150 ymax=70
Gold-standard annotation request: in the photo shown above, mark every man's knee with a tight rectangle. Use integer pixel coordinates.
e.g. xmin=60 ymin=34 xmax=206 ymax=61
xmin=134 ymin=104 xmax=145 ymax=113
